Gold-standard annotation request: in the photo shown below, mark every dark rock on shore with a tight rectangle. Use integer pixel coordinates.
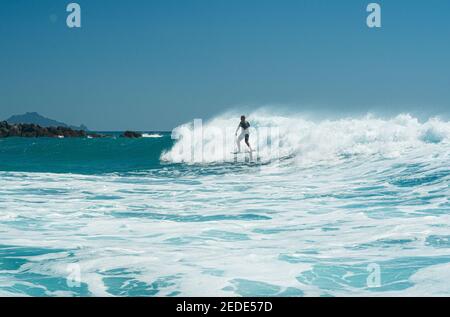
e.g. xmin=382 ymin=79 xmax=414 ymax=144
xmin=121 ymin=131 xmax=142 ymax=138
xmin=0 ymin=121 xmax=104 ymax=138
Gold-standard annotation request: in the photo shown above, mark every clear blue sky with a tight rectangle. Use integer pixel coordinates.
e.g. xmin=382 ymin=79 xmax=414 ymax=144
xmin=1 ymin=0 xmax=449 ymax=130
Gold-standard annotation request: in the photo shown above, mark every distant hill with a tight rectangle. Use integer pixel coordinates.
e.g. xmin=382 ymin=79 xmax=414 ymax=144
xmin=6 ymin=112 xmax=88 ymax=131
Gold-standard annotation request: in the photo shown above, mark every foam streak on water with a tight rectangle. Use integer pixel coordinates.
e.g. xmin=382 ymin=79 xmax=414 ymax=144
xmin=1 ymin=112 xmax=450 ymax=296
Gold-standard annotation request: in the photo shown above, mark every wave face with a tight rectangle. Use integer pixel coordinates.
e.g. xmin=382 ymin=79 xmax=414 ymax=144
xmin=1 ymin=111 xmax=450 ymax=296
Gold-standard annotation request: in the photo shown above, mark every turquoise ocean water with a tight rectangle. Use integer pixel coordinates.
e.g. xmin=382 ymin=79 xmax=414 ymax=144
xmin=1 ymin=112 xmax=450 ymax=296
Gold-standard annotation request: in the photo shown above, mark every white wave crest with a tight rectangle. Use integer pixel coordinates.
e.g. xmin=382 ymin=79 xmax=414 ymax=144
xmin=161 ymin=110 xmax=450 ymax=165
xmin=142 ymin=133 xmax=163 ymax=138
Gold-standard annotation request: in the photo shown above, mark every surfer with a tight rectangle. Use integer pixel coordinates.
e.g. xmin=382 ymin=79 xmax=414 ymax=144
xmin=235 ymin=115 xmax=253 ymax=153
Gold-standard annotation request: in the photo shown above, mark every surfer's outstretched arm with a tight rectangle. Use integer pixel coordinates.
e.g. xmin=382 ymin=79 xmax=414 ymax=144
xmin=235 ymin=125 xmax=240 ymax=136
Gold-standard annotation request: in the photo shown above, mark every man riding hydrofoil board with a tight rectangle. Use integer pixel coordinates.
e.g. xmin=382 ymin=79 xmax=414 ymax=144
xmin=235 ymin=115 xmax=253 ymax=153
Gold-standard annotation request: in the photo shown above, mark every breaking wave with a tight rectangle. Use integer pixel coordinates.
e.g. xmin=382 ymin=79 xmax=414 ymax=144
xmin=162 ymin=110 xmax=450 ymax=165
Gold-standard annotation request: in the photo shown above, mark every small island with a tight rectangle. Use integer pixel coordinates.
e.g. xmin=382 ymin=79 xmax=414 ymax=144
xmin=6 ymin=112 xmax=88 ymax=131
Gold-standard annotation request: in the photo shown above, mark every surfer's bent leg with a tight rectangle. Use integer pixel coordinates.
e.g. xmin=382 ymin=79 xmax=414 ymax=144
xmin=245 ymin=134 xmax=252 ymax=151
